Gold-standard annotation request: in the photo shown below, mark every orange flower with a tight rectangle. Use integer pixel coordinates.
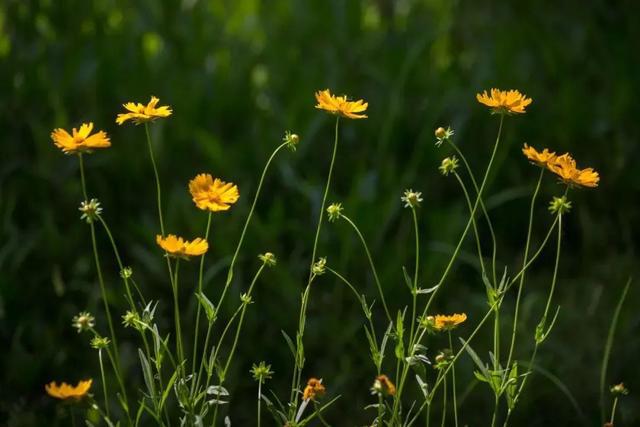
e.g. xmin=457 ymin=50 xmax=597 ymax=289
xmin=51 ymin=123 xmax=111 ymax=155
xmin=156 ymin=234 xmax=208 ymax=259
xmin=546 ymin=153 xmax=600 ymax=188
xmin=188 ymin=174 xmax=240 ymax=212
xmin=314 ymin=89 xmax=368 ymax=119
xmin=434 ymin=313 xmax=467 ymax=331
xmin=45 ymin=379 xmax=92 ymax=400
xmin=522 ymin=144 xmax=556 ymax=167
xmin=476 ymin=88 xmax=532 ymax=114
xmin=373 ymin=374 xmax=396 ymax=396
xmin=302 ymin=377 xmax=326 ymax=401
xmin=116 ymin=96 xmax=172 ymax=125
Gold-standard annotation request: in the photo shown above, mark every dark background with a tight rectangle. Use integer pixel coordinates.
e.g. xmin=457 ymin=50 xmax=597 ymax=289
xmin=1 ymin=0 xmax=639 ymax=425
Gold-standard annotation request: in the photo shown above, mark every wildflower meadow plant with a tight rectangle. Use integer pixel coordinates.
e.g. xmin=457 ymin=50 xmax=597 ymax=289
xmin=46 ymin=87 xmax=619 ymax=427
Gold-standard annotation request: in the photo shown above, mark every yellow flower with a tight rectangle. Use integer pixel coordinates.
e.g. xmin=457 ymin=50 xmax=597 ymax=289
xmin=51 ymin=123 xmax=111 ymax=155
xmin=314 ymin=89 xmax=368 ymax=119
xmin=476 ymin=88 xmax=532 ymax=114
xmin=156 ymin=234 xmax=208 ymax=259
xmin=302 ymin=377 xmax=326 ymax=401
xmin=373 ymin=374 xmax=396 ymax=396
xmin=522 ymin=144 xmax=556 ymax=167
xmin=433 ymin=313 xmax=467 ymax=331
xmin=546 ymin=153 xmax=600 ymax=188
xmin=188 ymin=174 xmax=240 ymax=212
xmin=573 ymin=167 xmax=600 ymax=188
xmin=45 ymin=379 xmax=92 ymax=400
xmin=116 ymin=96 xmax=172 ymax=125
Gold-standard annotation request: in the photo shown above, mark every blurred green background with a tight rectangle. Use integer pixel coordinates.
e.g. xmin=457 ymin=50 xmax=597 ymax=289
xmin=1 ymin=0 xmax=639 ymax=425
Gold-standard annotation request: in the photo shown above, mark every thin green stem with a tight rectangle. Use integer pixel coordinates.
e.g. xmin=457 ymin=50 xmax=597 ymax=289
xmin=447 ymin=140 xmax=498 ymax=285
xmin=600 ymin=278 xmax=632 ymax=423
xmin=191 ymin=212 xmax=213 ymax=388
xmin=257 ymin=380 xmax=263 ymax=427
xmin=452 ymin=171 xmax=486 ymax=277
xmin=441 ymin=374 xmax=447 ymax=427
xmin=340 ymin=214 xmax=392 ymax=323
xmin=78 ymin=155 xmax=129 ymax=421
xmin=506 ymin=168 xmax=544 ymax=370
xmin=448 ymin=331 xmax=459 ymax=427
xmin=96 ymin=216 xmax=136 ymax=310
xmin=98 ymin=349 xmax=110 ymax=418
xmin=420 ymin=114 xmax=504 ymax=321
xmin=290 ymin=117 xmax=340 ymax=418
xmin=218 ymin=141 xmax=289 ymax=311
xmin=408 ymin=207 xmax=420 ymax=351
xmin=508 ymin=215 xmax=559 ymax=287
xmin=221 ymin=264 xmax=266 ymax=378
xmin=144 ymin=123 xmax=165 ymax=236
xmin=172 ymin=259 xmax=185 ymax=369
xmin=505 ymin=214 xmax=563 ymax=424
xmin=609 ymin=397 xmax=619 ymax=424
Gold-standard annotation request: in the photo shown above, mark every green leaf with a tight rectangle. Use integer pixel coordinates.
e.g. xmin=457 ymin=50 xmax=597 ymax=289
xmin=281 ymin=330 xmax=296 ymax=360
xmin=195 ymin=292 xmax=217 ymax=323
xmin=460 ymin=338 xmax=489 ymax=379
xmin=506 ymin=362 xmax=519 ymax=409
xmin=138 ymin=349 xmax=156 ymax=400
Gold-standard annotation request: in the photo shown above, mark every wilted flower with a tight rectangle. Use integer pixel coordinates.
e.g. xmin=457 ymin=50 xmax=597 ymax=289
xmin=240 ymin=293 xmax=253 ymax=305
xmin=326 ymin=203 xmax=343 ymax=222
xmin=418 ymin=315 xmax=437 ymax=334
xmin=188 ymin=173 xmax=240 ymax=212
xmin=312 ymin=257 xmax=327 ymax=275
xmin=79 ymin=199 xmax=103 ymax=224
xmin=401 ymin=189 xmax=423 ymax=209
xmin=372 ymin=374 xmax=396 ymax=396
xmin=156 ymin=234 xmax=208 ymax=259
xmin=116 ymin=96 xmax=172 ymax=125
xmin=303 ymin=377 xmax=326 ymax=401
xmin=548 ymin=196 xmax=572 ymax=215
xmin=122 ymin=311 xmax=140 ymax=329
xmin=283 ymin=130 xmax=300 ymax=151
xmin=434 ymin=349 xmax=454 ymax=370
xmin=72 ymin=312 xmax=95 ymax=333
xmin=250 ymin=361 xmax=274 ymax=382
xmin=90 ymin=336 xmax=110 ymax=350
xmin=51 ymin=123 xmax=111 ymax=155
xmin=45 ymin=379 xmax=92 ymax=401
xmin=258 ymin=252 xmax=277 ymax=267
xmin=315 ymin=89 xmax=368 ymax=119
xmin=476 ymin=88 xmax=532 ymax=114
xmin=439 ymin=156 xmax=460 ymax=176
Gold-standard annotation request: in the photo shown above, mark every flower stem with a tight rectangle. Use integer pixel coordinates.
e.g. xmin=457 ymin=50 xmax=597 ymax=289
xmin=408 ymin=207 xmax=420 ymax=350
xmin=172 ymin=259 xmax=185 ymax=369
xmin=144 ymin=123 xmax=165 ymax=236
xmin=257 ymin=379 xmax=263 ymax=427
xmin=290 ymin=117 xmax=340 ymax=418
xmin=340 ymin=214 xmax=392 ymax=323
xmin=98 ymin=349 xmax=110 ymax=418
xmin=505 ymin=168 xmax=544 ymax=369
xmin=441 ymin=374 xmax=447 ymax=427
xmin=191 ymin=212 xmax=212 ymax=386
xmin=217 ymin=142 xmax=289 ymax=312
xmin=447 ymin=140 xmax=498 ymax=285
xmin=448 ymin=331 xmax=459 ymax=427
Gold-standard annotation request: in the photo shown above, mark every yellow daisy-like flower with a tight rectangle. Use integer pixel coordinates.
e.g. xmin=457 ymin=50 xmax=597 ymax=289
xmin=476 ymin=88 xmax=532 ymax=114
xmin=156 ymin=234 xmax=208 ymax=259
xmin=188 ymin=173 xmax=240 ymax=212
xmin=116 ymin=96 xmax=172 ymax=125
xmin=522 ymin=144 xmax=556 ymax=167
xmin=546 ymin=153 xmax=600 ymax=188
xmin=302 ymin=377 xmax=326 ymax=401
xmin=45 ymin=379 xmax=92 ymax=400
xmin=314 ymin=89 xmax=368 ymax=119
xmin=51 ymin=123 xmax=111 ymax=155
xmin=433 ymin=313 xmax=467 ymax=331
